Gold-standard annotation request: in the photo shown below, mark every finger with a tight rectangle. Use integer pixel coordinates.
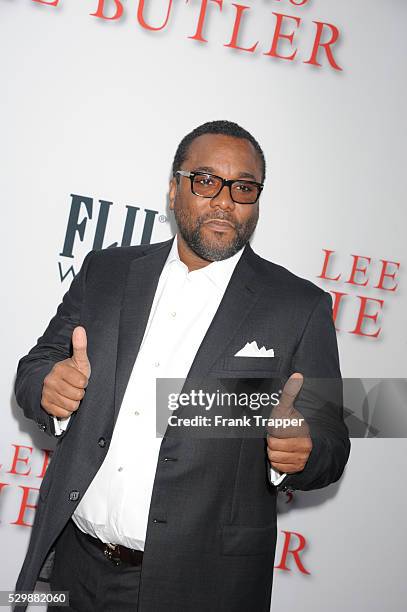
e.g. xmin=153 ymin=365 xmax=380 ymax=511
xmin=49 ymin=378 xmax=86 ymax=402
xmin=60 ymin=363 xmax=89 ymax=389
xmin=277 ymin=373 xmax=303 ymax=414
xmin=41 ymin=401 xmax=73 ymax=419
xmin=266 ymin=419 xmax=310 ymax=440
xmin=267 ymin=450 xmax=297 ymax=464
xmin=43 ymin=390 xmax=80 ymax=413
xmin=269 ymin=463 xmax=300 ymax=474
xmin=267 ymin=436 xmax=311 ymax=452
xmin=267 ymin=447 xmax=310 ymax=468
xmin=72 ymin=326 xmax=91 ymax=377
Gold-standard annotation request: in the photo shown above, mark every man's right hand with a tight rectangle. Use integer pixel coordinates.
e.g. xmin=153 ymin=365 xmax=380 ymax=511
xmin=41 ymin=326 xmax=91 ymax=418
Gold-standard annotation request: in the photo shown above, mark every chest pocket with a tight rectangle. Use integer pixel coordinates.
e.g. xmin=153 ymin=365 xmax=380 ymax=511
xmin=211 ymin=356 xmax=282 ymax=378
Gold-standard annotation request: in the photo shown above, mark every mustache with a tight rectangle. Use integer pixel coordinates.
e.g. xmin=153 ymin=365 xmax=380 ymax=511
xmin=199 ymin=213 xmax=236 ymax=227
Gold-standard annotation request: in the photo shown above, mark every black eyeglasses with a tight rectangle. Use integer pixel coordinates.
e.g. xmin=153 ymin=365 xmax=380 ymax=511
xmin=175 ymin=170 xmax=263 ymax=205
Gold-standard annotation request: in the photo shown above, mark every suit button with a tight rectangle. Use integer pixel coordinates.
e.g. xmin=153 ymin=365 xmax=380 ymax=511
xmin=98 ymin=437 xmax=106 ymax=448
xmin=38 ymin=423 xmax=46 ymax=431
xmin=163 ymin=457 xmax=177 ymax=462
xmin=69 ymin=490 xmax=80 ymax=502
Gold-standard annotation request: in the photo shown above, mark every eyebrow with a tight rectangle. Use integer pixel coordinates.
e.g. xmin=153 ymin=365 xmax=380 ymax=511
xmin=192 ymin=166 xmax=260 ymax=182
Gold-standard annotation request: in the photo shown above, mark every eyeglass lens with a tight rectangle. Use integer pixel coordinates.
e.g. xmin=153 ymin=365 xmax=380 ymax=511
xmin=192 ymin=174 xmax=260 ymax=204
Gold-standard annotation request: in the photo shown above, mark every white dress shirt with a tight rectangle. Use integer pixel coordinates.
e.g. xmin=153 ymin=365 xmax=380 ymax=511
xmin=55 ymin=235 xmax=284 ymax=550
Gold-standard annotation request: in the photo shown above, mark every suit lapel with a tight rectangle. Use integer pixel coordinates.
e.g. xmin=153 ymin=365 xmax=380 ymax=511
xmin=113 ymin=237 xmax=174 ymax=423
xmin=184 ymin=243 xmax=265 ymax=382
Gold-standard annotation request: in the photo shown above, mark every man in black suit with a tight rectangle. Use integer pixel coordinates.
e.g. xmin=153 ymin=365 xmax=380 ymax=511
xmin=15 ymin=120 xmax=350 ymax=611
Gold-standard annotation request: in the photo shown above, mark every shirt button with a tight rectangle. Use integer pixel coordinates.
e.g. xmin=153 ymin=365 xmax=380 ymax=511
xmin=134 ymin=410 xmax=140 ymax=416
xmin=170 ymin=311 xmax=176 ymax=318
xmin=118 ymin=466 xmax=124 ymax=472
xmin=154 ymin=361 xmax=160 ymax=367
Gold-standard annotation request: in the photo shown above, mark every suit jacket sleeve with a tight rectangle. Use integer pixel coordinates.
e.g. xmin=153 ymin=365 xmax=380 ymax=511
xmin=274 ymin=291 xmax=351 ymax=492
xmin=14 ymin=251 xmax=95 ymax=436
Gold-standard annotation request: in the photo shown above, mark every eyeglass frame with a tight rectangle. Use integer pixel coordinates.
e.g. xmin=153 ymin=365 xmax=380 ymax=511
xmin=175 ymin=170 xmax=264 ymax=205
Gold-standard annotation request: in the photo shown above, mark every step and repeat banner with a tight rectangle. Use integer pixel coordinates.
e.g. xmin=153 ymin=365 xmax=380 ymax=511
xmin=1 ymin=1 xmax=406 ymax=610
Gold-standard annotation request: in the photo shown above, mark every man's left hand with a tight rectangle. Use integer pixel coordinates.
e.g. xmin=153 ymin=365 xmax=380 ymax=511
xmin=266 ymin=373 xmax=313 ymax=474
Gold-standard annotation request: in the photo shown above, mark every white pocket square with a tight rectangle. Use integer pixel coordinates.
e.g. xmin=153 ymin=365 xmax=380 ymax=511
xmin=234 ymin=341 xmax=275 ymax=358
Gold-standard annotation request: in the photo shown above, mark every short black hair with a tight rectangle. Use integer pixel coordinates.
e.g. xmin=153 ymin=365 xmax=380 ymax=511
xmin=172 ymin=120 xmax=266 ymax=183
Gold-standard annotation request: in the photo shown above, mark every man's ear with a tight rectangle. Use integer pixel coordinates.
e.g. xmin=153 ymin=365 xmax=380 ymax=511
xmin=169 ymin=176 xmax=177 ymax=211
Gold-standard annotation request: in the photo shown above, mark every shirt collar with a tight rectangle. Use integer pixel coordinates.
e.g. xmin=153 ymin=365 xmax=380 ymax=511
xmin=165 ymin=234 xmax=245 ymax=289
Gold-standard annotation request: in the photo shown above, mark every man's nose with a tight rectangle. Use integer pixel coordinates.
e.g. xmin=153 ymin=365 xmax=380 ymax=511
xmin=209 ymin=184 xmax=235 ymax=211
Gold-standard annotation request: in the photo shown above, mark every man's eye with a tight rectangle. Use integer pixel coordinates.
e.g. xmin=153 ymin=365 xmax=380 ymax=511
xmin=199 ymin=177 xmax=215 ymax=186
xmin=235 ymin=183 xmax=254 ymax=192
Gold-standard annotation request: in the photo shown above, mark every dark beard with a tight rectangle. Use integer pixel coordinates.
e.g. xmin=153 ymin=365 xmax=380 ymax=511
xmin=174 ymin=207 xmax=259 ymax=262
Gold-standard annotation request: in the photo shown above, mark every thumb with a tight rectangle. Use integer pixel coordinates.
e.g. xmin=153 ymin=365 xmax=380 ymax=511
xmin=267 ymin=372 xmax=307 ymax=439
xmin=71 ymin=326 xmax=91 ymax=377
xmin=277 ymin=372 xmax=304 ymax=415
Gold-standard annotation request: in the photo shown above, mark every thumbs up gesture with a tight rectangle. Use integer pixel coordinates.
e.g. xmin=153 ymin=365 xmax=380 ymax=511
xmin=266 ymin=373 xmax=313 ymax=474
xmin=41 ymin=326 xmax=91 ymax=418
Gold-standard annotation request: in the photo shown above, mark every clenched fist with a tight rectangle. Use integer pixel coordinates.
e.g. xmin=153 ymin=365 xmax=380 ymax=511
xmin=41 ymin=326 xmax=91 ymax=419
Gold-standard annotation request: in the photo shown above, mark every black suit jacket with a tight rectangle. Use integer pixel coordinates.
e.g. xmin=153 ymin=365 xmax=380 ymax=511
xmin=14 ymin=236 xmax=350 ymax=612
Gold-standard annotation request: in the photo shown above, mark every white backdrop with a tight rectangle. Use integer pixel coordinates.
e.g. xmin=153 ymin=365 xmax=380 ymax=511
xmin=1 ymin=0 xmax=406 ymax=610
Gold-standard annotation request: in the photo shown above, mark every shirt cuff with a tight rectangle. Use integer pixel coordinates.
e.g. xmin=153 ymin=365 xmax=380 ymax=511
xmin=53 ymin=416 xmax=71 ymax=436
xmin=269 ymin=466 xmax=287 ymax=486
